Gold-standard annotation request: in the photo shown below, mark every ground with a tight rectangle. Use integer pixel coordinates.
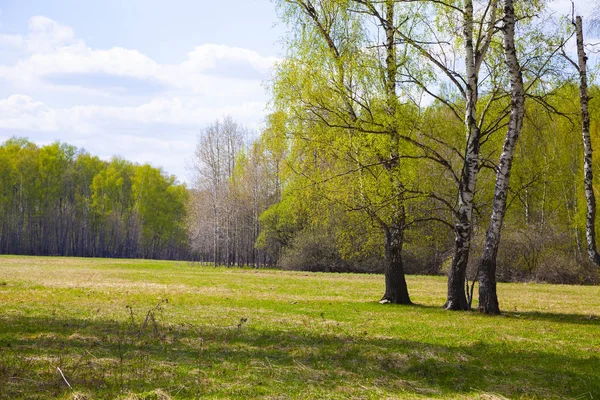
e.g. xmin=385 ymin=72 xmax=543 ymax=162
xmin=0 ymin=255 xmax=598 ymax=399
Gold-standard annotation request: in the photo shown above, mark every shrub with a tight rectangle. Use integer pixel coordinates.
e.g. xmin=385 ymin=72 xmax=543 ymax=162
xmin=279 ymin=229 xmax=384 ymax=273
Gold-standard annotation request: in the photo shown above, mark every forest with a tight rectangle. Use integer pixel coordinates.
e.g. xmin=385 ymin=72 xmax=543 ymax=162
xmin=2 ymin=1 xmax=600 ymax=314
xmin=0 ymin=138 xmax=189 ymax=259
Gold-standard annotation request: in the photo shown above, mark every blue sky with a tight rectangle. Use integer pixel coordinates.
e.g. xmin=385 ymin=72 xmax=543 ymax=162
xmin=0 ymin=0 xmax=285 ymax=182
xmin=0 ymin=0 xmax=284 ymax=61
xmin=0 ymin=0 xmax=595 ymax=182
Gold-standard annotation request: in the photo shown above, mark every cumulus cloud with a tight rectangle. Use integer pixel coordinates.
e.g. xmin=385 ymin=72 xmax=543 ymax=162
xmin=0 ymin=43 xmax=162 ymax=92
xmin=0 ymin=95 xmax=58 ymax=131
xmin=0 ymin=94 xmax=266 ymax=133
xmin=44 ymin=72 xmax=168 ymax=95
xmin=0 ymin=33 xmax=23 ymax=48
xmin=0 ymin=16 xmax=276 ymax=181
xmin=0 ymin=16 xmax=278 ymax=96
xmin=0 ymin=16 xmax=77 ymax=53
xmin=182 ymin=44 xmax=278 ymax=80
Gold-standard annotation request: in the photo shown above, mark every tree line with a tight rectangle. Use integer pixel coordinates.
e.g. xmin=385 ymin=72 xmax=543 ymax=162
xmin=0 ymin=138 xmax=189 ymax=259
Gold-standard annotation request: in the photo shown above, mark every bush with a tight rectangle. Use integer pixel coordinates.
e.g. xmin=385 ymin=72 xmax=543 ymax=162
xmin=279 ymin=229 xmax=384 ymax=273
xmin=495 ymin=224 xmax=600 ymax=284
xmin=403 ymin=248 xmax=450 ymax=275
xmin=535 ymin=250 xmax=600 ymax=285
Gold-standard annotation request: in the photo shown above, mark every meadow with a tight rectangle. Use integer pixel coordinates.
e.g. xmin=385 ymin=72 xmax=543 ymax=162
xmin=0 ymin=255 xmax=598 ymax=399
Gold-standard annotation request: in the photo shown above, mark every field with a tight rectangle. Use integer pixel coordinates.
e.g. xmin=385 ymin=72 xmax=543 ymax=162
xmin=0 ymin=256 xmax=598 ymax=399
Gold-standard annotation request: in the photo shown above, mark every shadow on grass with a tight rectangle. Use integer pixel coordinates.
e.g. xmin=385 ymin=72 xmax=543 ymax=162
xmin=0 ymin=312 xmax=598 ymax=399
xmin=501 ymin=310 xmax=600 ymax=326
xmin=406 ymin=302 xmax=600 ymax=326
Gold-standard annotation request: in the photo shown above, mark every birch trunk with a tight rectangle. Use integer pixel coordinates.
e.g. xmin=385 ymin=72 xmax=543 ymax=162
xmin=575 ymin=15 xmax=600 ymax=266
xmin=381 ymin=0 xmax=411 ymax=304
xmin=445 ymin=0 xmax=480 ymax=311
xmin=381 ymin=210 xmax=411 ymax=304
xmin=478 ymin=0 xmax=524 ymax=315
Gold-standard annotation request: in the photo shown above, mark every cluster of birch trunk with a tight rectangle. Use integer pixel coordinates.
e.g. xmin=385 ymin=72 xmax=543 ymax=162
xmin=187 ymin=116 xmax=284 ymax=267
xmin=267 ymin=0 xmax=599 ymax=314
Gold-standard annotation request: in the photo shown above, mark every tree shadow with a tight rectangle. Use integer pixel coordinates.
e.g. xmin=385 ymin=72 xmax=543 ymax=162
xmin=0 ymin=313 xmax=598 ymax=399
xmin=501 ymin=310 xmax=600 ymax=326
xmin=402 ymin=302 xmax=600 ymax=326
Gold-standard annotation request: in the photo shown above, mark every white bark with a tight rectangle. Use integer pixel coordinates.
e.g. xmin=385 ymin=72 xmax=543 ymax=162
xmin=446 ymin=0 xmax=498 ymax=310
xmin=477 ymin=0 xmax=525 ymax=314
xmin=191 ymin=117 xmax=244 ymax=266
xmin=574 ymin=15 xmax=600 ymax=266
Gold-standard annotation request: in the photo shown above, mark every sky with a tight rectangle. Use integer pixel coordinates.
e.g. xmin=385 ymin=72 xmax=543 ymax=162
xmin=0 ymin=0 xmax=596 ymax=183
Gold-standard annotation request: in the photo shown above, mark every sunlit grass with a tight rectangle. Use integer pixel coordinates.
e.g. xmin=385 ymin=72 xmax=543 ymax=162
xmin=0 ymin=255 xmax=598 ymax=399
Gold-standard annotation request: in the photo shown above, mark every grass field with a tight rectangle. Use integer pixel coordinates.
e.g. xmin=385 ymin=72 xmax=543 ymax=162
xmin=0 ymin=255 xmax=598 ymax=399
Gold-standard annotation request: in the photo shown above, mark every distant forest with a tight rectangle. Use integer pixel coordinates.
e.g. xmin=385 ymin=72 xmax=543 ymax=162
xmin=0 ymin=138 xmax=188 ymax=260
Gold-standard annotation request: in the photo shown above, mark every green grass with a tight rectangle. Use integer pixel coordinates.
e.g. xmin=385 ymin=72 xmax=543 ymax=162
xmin=0 ymin=255 xmax=598 ymax=399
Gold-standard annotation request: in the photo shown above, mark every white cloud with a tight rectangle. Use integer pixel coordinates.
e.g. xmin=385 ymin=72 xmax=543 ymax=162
xmin=0 ymin=33 xmax=23 ymax=47
xmin=0 ymin=16 xmax=276 ymax=180
xmin=26 ymin=16 xmax=78 ymax=53
xmin=0 ymin=43 xmax=161 ymax=89
xmin=0 ymin=16 xmax=78 ymax=54
xmin=0 ymin=95 xmax=58 ymax=131
xmin=0 ymin=94 xmax=266 ymax=133
xmin=0 ymin=16 xmax=278 ymax=97
xmin=182 ymin=44 xmax=278 ymax=75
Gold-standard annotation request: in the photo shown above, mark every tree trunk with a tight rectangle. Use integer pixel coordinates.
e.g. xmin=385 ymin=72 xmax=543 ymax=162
xmin=445 ymin=224 xmax=470 ymax=310
xmin=381 ymin=224 xmax=411 ymax=305
xmin=575 ymin=15 xmax=600 ymax=266
xmin=445 ymin=0 xmax=480 ymax=311
xmin=478 ymin=0 xmax=524 ymax=314
xmin=378 ymin=0 xmax=411 ymax=306
xmin=213 ymin=201 xmax=218 ymax=266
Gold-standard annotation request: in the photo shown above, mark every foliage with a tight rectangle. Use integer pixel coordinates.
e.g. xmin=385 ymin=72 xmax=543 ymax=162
xmin=256 ymin=82 xmax=600 ymax=283
xmin=245 ymin=0 xmax=600 ymax=289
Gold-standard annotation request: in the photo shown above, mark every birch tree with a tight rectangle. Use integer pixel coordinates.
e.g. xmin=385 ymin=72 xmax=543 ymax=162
xmin=444 ymin=0 xmax=499 ymax=310
xmin=385 ymin=0 xmax=500 ymax=310
xmin=191 ymin=117 xmax=245 ymax=266
xmin=476 ymin=0 xmax=524 ymax=314
xmin=275 ymin=0 xmax=428 ymax=303
xmin=562 ymin=9 xmax=600 ymax=266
